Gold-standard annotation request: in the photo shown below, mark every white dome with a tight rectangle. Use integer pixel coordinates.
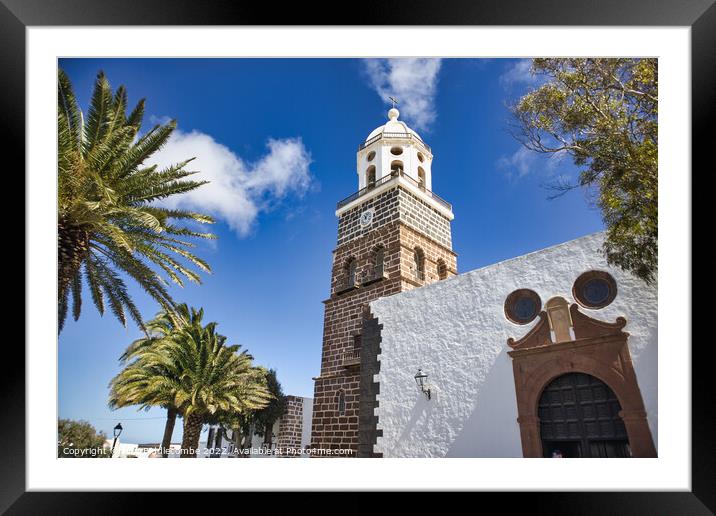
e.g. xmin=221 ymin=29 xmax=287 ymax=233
xmin=365 ymin=108 xmax=423 ymax=142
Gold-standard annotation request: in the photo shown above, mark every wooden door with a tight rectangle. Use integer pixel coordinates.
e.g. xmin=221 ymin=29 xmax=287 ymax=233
xmin=539 ymin=373 xmax=630 ymax=458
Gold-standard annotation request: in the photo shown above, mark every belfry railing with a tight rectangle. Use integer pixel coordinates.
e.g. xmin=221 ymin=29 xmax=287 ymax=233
xmin=336 ymin=170 xmax=452 ymax=212
xmin=358 ymin=132 xmax=431 ymax=153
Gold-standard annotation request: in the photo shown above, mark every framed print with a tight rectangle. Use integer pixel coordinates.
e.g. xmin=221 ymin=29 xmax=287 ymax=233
xmin=6 ymin=0 xmax=711 ymax=512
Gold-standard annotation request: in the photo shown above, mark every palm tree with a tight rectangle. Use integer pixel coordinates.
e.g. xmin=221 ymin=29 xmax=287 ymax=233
xmin=109 ymin=304 xmax=202 ymax=457
xmin=58 ymin=69 xmax=215 ymax=333
xmin=171 ymin=324 xmax=272 ymax=457
xmin=110 ymin=319 xmax=272 ymax=458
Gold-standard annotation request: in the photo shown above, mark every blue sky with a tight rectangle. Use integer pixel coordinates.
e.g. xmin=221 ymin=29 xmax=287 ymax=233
xmin=58 ymin=58 xmax=603 ymax=443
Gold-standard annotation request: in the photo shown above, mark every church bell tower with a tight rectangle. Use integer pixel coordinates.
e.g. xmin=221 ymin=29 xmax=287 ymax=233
xmin=310 ymin=107 xmax=457 ymax=456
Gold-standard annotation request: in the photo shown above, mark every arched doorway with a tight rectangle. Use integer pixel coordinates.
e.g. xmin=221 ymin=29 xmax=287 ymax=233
xmin=508 ymin=301 xmax=657 ymax=457
xmin=539 ymin=372 xmax=630 ymax=458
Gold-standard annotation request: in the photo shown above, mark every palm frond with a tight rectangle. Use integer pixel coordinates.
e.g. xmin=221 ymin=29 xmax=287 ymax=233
xmin=57 ymin=69 xmax=83 ymax=155
xmin=83 ymin=71 xmax=113 ymax=155
xmin=58 ymin=69 xmax=214 ymax=332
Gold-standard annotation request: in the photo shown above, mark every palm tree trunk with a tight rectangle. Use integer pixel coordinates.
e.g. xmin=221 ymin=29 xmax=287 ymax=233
xmin=232 ymin=427 xmax=245 ymax=458
xmin=264 ymin=422 xmax=273 ymax=448
xmin=213 ymin=428 xmax=223 ymax=457
xmin=160 ymin=407 xmax=177 ymax=458
xmin=58 ymin=217 xmax=90 ymax=300
xmin=239 ymin=425 xmax=252 ymax=458
xmin=180 ymin=413 xmax=203 ymax=458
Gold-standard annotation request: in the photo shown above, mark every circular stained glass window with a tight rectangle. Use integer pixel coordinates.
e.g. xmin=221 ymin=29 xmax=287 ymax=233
xmin=505 ymin=289 xmax=541 ymax=324
xmin=583 ymin=278 xmax=610 ymax=305
xmin=514 ymin=297 xmax=537 ymax=320
xmin=573 ymin=271 xmax=617 ymax=309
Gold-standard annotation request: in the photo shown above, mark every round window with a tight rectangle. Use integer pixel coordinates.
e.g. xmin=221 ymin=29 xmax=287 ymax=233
xmin=366 ymin=151 xmax=376 ymax=161
xmin=390 ymin=146 xmax=403 ymax=156
xmin=573 ymin=271 xmax=617 ymax=309
xmin=504 ymin=289 xmax=541 ymax=324
xmin=417 ymin=152 xmax=425 ymax=163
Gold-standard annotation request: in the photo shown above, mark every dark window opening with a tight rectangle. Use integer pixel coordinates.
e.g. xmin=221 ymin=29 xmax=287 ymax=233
xmin=346 ymin=258 xmax=357 ymax=287
xmin=337 ymin=390 xmax=346 ymax=416
xmin=437 ymin=259 xmax=447 ymax=280
xmin=366 ymin=165 xmax=376 ymax=188
xmin=374 ymin=247 xmax=384 ymax=278
xmin=414 ymin=248 xmax=425 ymax=281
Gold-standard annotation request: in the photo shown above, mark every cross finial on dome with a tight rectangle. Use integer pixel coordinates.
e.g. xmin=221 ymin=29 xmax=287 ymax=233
xmin=387 ymin=97 xmax=399 ymax=120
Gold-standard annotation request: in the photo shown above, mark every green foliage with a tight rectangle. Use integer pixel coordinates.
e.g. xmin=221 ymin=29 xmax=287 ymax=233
xmin=109 ymin=310 xmax=272 ymax=426
xmin=512 ymin=58 xmax=658 ymax=283
xmin=58 ymin=69 xmax=216 ymax=333
xmin=57 ymin=419 xmax=108 ymax=458
xmin=203 ymin=369 xmax=286 ymax=451
xmin=117 ymin=303 xmax=204 ymax=365
xmin=109 ymin=304 xmax=201 ymax=412
xmin=109 ymin=304 xmax=206 ymax=456
xmin=252 ymin=369 xmax=287 ymax=439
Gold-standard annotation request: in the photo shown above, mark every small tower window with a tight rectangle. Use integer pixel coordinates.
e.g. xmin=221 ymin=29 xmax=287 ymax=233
xmin=418 ymin=167 xmax=426 ymax=190
xmin=390 ymin=146 xmax=403 ymax=156
xmin=413 ymin=248 xmax=425 ymax=281
xmin=417 ymin=152 xmax=425 ymax=163
xmin=391 ymin=160 xmax=404 ymax=175
xmin=346 ymin=258 xmax=357 ymax=287
xmin=366 ymin=150 xmax=376 ymax=162
xmin=437 ymin=259 xmax=447 ymax=280
xmin=366 ymin=166 xmax=376 ymax=188
xmin=373 ymin=246 xmax=385 ymax=278
xmin=337 ymin=390 xmax=346 ymax=416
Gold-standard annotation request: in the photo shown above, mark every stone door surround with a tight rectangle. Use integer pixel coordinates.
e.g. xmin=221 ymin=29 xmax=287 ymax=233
xmin=507 ymin=303 xmax=657 ymax=458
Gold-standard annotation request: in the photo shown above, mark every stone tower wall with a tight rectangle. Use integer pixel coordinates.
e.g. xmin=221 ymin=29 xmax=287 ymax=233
xmin=311 ymin=184 xmax=456 ymax=456
xmin=276 ymin=395 xmax=305 ymax=456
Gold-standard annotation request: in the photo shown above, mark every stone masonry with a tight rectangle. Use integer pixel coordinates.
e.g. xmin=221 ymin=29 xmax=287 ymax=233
xmin=337 ymin=186 xmax=453 ymax=249
xmin=311 ymin=183 xmax=456 ymax=456
xmin=358 ymin=313 xmax=383 ymax=457
xmin=276 ymin=395 xmax=304 ymax=457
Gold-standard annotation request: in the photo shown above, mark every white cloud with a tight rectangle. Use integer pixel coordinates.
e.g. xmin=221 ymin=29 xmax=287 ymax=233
xmin=497 ymin=146 xmax=569 ymax=182
xmin=146 ymin=128 xmax=313 ymax=236
xmin=497 ymin=146 xmax=535 ymax=180
xmin=499 ymin=59 xmax=539 ymax=89
xmin=362 ymin=58 xmax=442 ymax=132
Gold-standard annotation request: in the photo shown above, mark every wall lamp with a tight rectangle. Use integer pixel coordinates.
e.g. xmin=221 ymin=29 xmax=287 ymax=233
xmin=414 ymin=369 xmax=431 ymax=400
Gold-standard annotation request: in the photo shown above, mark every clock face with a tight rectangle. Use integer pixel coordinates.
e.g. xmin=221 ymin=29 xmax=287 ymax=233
xmin=360 ymin=209 xmax=375 ymax=227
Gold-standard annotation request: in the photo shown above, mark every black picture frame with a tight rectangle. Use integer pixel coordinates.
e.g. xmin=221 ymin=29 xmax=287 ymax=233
xmin=6 ymin=0 xmax=709 ymax=512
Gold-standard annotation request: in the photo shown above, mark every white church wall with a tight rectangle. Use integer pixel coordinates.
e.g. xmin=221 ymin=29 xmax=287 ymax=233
xmin=370 ymin=232 xmax=658 ymax=457
xmin=301 ymin=396 xmax=313 ymax=450
xmin=379 ymin=144 xmax=394 ymax=181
